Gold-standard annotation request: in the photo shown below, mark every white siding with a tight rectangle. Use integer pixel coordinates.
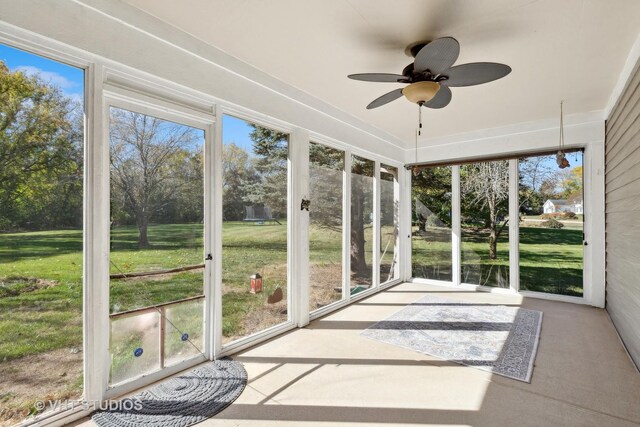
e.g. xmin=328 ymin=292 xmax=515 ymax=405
xmin=605 ymin=57 xmax=640 ymax=369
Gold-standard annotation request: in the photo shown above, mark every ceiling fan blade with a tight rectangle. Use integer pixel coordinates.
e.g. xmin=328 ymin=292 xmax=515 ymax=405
xmin=424 ymin=86 xmax=452 ymax=109
xmin=348 ymin=73 xmax=406 ymax=83
xmin=414 ymin=37 xmax=460 ymax=74
xmin=366 ymin=88 xmax=404 ymax=109
xmin=441 ymin=62 xmax=512 ymax=87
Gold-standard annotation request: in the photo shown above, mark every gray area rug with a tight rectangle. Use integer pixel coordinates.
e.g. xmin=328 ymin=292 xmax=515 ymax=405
xmin=362 ymin=295 xmax=543 ymax=382
xmin=92 ymin=359 xmax=247 ymax=427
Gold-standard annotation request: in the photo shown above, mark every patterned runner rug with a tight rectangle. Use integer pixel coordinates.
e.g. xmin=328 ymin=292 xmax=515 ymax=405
xmin=362 ymin=295 xmax=543 ymax=382
xmin=92 ymin=359 xmax=247 ymax=426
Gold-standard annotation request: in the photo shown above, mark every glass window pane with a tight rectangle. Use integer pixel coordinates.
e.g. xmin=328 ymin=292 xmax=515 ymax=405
xmin=460 ymin=161 xmax=510 ymax=287
xmin=309 ymin=143 xmax=344 ymax=311
xmin=350 ymin=155 xmax=374 ymax=292
xmin=221 ymin=115 xmax=289 ymax=345
xmin=164 ymin=298 xmax=204 ymax=366
xmin=380 ymin=165 xmax=398 ymax=284
xmin=412 ymin=166 xmax=453 ymax=281
xmin=518 ymin=152 xmax=583 ymax=296
xmin=109 ymin=311 xmax=160 ymax=385
xmin=108 ymin=107 xmax=206 ymax=384
xmin=0 ymin=43 xmax=84 ymax=424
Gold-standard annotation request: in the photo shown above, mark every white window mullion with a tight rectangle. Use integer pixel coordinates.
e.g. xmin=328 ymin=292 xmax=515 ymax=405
xmin=452 ymin=165 xmax=461 ymax=286
xmin=212 ymin=104 xmax=224 ymax=357
xmin=393 ymin=167 xmax=401 ymax=282
xmin=509 ymin=159 xmax=520 ymax=292
xmin=84 ymin=63 xmax=109 ymax=402
xmin=202 ymin=119 xmax=215 ymax=360
xmin=373 ymin=161 xmax=381 ymax=288
xmin=343 ymin=151 xmax=352 ymax=301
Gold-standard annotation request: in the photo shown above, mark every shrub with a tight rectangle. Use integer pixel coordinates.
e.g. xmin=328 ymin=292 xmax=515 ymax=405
xmin=541 ymin=218 xmax=564 ymax=229
xmin=562 ymin=211 xmax=577 ymax=219
xmin=540 ymin=212 xmax=563 ymax=220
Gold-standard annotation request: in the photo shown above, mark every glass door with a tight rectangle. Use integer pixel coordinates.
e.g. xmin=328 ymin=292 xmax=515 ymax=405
xmin=518 ymin=151 xmax=584 ymax=296
xmin=411 ymin=166 xmax=453 ymax=281
xmin=108 ymin=106 xmax=208 ymax=385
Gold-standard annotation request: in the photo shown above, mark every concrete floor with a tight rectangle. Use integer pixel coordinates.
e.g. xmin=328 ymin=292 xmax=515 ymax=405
xmin=76 ymin=283 xmax=640 ymax=427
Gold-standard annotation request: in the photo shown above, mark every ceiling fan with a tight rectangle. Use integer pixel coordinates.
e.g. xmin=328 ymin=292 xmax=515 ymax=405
xmin=348 ymin=37 xmax=511 ymax=110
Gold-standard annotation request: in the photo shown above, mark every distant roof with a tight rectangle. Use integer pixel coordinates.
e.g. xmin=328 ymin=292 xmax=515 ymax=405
xmin=546 ymin=199 xmax=570 ymax=205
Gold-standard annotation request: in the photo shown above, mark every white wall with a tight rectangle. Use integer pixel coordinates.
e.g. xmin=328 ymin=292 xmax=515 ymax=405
xmin=405 ymin=112 xmax=606 ymax=307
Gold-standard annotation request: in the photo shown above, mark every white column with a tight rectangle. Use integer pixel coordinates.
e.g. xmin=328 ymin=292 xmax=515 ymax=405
xmin=290 ymin=127 xmax=310 ymax=327
xmin=452 ymin=165 xmax=461 ymax=286
xmin=399 ymin=167 xmax=413 ymax=281
xmin=372 ymin=161 xmax=381 ymax=288
xmin=509 ymin=159 xmax=520 ymax=292
xmin=584 ymin=143 xmax=605 ymax=307
xmin=343 ymin=152 xmax=352 ymax=300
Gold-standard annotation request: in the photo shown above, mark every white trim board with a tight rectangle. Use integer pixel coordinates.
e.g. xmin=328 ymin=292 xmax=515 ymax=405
xmin=604 ymin=32 xmax=640 ymax=120
xmin=405 ymin=111 xmax=603 ymax=164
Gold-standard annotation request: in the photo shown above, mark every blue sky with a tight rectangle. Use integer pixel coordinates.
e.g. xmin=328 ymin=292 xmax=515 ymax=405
xmin=0 ymin=42 xmax=84 ymax=103
xmin=222 ymin=114 xmax=256 ymax=152
xmin=538 ymin=151 xmax=583 ymax=171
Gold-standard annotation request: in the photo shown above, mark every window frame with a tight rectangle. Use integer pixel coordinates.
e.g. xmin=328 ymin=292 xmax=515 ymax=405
xmin=410 ymin=150 xmax=588 ymax=304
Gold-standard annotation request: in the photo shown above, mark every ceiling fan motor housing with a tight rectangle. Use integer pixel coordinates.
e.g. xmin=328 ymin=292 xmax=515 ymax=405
xmin=402 ymin=81 xmax=441 ymax=105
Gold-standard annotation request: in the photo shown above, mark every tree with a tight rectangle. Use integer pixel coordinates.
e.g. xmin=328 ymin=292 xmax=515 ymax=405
xmin=222 ymin=143 xmax=257 ymax=220
xmin=350 ymin=156 xmax=374 ymax=277
xmin=518 ymin=155 xmax=556 ymax=214
xmin=411 ymin=167 xmax=452 ymax=232
xmin=308 ymin=143 xmax=344 ymax=232
xmin=162 ymin=149 xmax=204 ymax=224
xmin=242 ymin=125 xmax=288 ymax=218
xmin=0 ymin=61 xmax=83 ymax=231
xmin=109 ymin=109 xmax=199 ymax=247
xmin=560 ymin=166 xmax=583 ymax=202
xmin=461 ymin=161 xmax=509 ymax=259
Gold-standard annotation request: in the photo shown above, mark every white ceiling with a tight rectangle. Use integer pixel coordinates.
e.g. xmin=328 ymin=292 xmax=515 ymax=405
xmin=122 ymin=0 xmax=640 ymax=148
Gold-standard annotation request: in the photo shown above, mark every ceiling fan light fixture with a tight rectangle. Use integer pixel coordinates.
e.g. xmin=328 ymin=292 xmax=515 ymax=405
xmin=402 ymin=81 xmax=440 ymax=105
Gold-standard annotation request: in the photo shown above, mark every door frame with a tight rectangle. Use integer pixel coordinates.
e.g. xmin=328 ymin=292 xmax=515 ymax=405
xmin=100 ymin=85 xmax=215 ymax=399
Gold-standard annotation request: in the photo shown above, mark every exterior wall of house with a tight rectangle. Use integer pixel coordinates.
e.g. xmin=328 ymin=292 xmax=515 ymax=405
xmin=605 ymin=56 xmax=640 ymax=368
xmin=543 ymin=201 xmax=555 ymax=214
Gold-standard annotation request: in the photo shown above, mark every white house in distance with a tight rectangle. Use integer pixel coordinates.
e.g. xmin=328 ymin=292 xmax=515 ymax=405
xmin=543 ymin=199 xmax=584 ymax=214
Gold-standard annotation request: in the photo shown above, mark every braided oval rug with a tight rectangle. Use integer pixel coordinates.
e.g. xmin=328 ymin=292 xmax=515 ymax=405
xmin=92 ymin=359 xmax=247 ymax=427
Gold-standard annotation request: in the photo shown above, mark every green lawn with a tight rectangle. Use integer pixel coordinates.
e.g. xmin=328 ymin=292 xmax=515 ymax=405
xmin=412 ymin=225 xmax=583 ymax=296
xmin=1 ymin=221 xmax=584 ymax=363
